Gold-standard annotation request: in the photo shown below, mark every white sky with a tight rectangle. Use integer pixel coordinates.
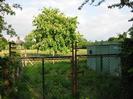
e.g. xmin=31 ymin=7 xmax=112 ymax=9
xmin=5 ymin=0 xmax=133 ymax=41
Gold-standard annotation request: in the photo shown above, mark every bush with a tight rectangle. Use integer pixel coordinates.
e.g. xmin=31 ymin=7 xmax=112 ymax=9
xmin=0 ymin=55 xmax=22 ymax=99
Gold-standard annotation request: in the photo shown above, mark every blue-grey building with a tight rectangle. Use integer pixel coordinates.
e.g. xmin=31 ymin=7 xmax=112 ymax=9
xmin=87 ymin=42 xmax=121 ymax=76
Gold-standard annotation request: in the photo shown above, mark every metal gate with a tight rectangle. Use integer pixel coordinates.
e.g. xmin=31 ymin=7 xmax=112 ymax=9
xmin=20 ymin=42 xmax=80 ymax=99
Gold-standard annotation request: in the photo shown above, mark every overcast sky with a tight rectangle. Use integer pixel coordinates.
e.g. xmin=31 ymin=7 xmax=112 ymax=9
xmin=5 ymin=0 xmax=133 ymax=41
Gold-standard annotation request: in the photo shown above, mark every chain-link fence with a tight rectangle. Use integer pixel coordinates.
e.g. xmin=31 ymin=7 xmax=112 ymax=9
xmin=77 ymin=54 xmax=122 ymax=99
xmin=20 ymin=60 xmax=43 ymax=99
xmin=1 ymin=42 xmax=123 ymax=99
xmin=21 ymin=56 xmax=73 ymax=99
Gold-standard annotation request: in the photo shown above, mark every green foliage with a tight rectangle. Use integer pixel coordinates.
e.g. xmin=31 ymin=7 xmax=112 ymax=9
xmin=79 ymin=0 xmax=133 ymax=9
xmin=0 ymin=36 xmax=8 ymax=51
xmin=108 ymin=32 xmax=127 ymax=42
xmin=78 ymin=39 xmax=93 ymax=48
xmin=20 ymin=61 xmax=72 ymax=99
xmin=24 ymin=33 xmax=35 ymax=49
xmin=120 ymin=26 xmax=133 ymax=99
xmin=79 ymin=0 xmax=133 ymax=22
xmin=0 ymin=54 xmax=22 ymax=99
xmin=0 ymin=0 xmax=22 ymax=36
xmin=78 ymin=60 xmax=121 ymax=99
xmin=121 ymin=27 xmax=133 ymax=73
xmin=128 ymin=26 xmax=133 ymax=38
xmin=76 ymin=33 xmax=90 ymax=48
xmin=20 ymin=60 xmax=121 ymax=99
xmin=25 ymin=8 xmax=78 ymax=53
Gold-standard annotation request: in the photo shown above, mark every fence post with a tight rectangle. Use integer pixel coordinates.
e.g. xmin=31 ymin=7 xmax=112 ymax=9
xmin=42 ymin=58 xmax=45 ymax=99
xmin=100 ymin=55 xmax=103 ymax=72
xmin=9 ymin=42 xmax=17 ymax=57
xmin=72 ymin=41 xmax=78 ymax=99
xmin=75 ymin=41 xmax=79 ymax=99
xmin=9 ymin=42 xmax=11 ymax=57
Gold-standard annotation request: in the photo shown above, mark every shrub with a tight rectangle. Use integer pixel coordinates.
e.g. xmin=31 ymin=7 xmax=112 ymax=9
xmin=0 ymin=55 xmax=22 ymax=99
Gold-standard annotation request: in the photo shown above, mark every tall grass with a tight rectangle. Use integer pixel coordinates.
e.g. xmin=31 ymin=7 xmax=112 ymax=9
xmin=18 ymin=60 xmax=121 ymax=99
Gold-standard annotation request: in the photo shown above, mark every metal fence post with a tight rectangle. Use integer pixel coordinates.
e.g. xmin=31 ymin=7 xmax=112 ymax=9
xmin=75 ymin=41 xmax=79 ymax=99
xmin=72 ymin=42 xmax=75 ymax=98
xmin=72 ymin=41 xmax=78 ymax=99
xmin=42 ymin=58 xmax=45 ymax=99
xmin=100 ymin=55 xmax=103 ymax=72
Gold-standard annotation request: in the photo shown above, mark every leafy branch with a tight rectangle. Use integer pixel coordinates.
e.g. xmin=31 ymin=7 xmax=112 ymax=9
xmin=0 ymin=0 xmax=22 ymax=36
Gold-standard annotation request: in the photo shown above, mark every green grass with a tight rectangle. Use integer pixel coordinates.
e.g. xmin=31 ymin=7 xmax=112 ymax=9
xmin=21 ymin=49 xmax=87 ymax=56
xmin=18 ymin=60 xmax=121 ymax=99
xmin=0 ymin=49 xmax=87 ymax=57
xmin=20 ymin=61 xmax=72 ymax=99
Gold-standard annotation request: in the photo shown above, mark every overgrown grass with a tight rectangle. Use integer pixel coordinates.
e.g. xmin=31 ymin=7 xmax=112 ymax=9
xmin=18 ymin=60 xmax=121 ymax=99
xmin=19 ymin=61 xmax=72 ymax=99
xmin=78 ymin=59 xmax=121 ymax=99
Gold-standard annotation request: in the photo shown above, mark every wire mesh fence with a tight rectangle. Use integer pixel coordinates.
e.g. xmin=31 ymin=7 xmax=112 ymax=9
xmin=0 ymin=42 xmax=123 ymax=99
xmin=77 ymin=54 xmax=122 ymax=99
xmin=19 ymin=49 xmax=122 ymax=99
xmin=20 ymin=60 xmax=43 ymax=99
xmin=21 ymin=57 xmax=73 ymax=99
xmin=87 ymin=54 xmax=121 ymax=76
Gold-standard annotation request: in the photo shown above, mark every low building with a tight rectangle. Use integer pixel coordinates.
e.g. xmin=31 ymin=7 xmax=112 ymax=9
xmin=87 ymin=42 xmax=122 ymax=76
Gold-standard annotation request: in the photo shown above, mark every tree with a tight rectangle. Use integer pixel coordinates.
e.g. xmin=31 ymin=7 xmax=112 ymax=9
xmin=121 ymin=26 xmax=133 ymax=99
xmin=0 ymin=34 xmax=8 ymax=51
xmin=24 ymin=32 xmax=35 ymax=49
xmin=128 ymin=26 xmax=133 ymax=38
xmin=26 ymin=8 xmax=78 ymax=54
xmin=79 ymin=0 xmax=133 ymax=9
xmin=108 ymin=32 xmax=127 ymax=42
xmin=107 ymin=26 xmax=133 ymax=99
xmin=0 ymin=0 xmax=22 ymax=36
xmin=79 ymin=0 xmax=133 ymax=21
xmin=76 ymin=33 xmax=92 ymax=48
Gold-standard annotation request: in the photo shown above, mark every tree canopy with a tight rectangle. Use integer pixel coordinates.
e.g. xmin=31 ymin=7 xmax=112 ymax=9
xmin=0 ymin=0 xmax=22 ymax=36
xmin=25 ymin=8 xmax=79 ymax=53
xmin=108 ymin=32 xmax=128 ymax=42
xmin=79 ymin=0 xmax=133 ymax=9
xmin=79 ymin=0 xmax=133 ymax=21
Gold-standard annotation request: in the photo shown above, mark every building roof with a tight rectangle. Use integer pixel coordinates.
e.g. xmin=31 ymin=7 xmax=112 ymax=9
xmin=88 ymin=41 xmax=121 ymax=47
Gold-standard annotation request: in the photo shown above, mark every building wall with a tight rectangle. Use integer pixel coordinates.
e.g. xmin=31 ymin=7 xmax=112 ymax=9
xmin=87 ymin=43 xmax=121 ymax=76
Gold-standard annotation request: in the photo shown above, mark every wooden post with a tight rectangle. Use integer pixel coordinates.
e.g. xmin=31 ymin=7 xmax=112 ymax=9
xmin=9 ymin=42 xmax=11 ymax=57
